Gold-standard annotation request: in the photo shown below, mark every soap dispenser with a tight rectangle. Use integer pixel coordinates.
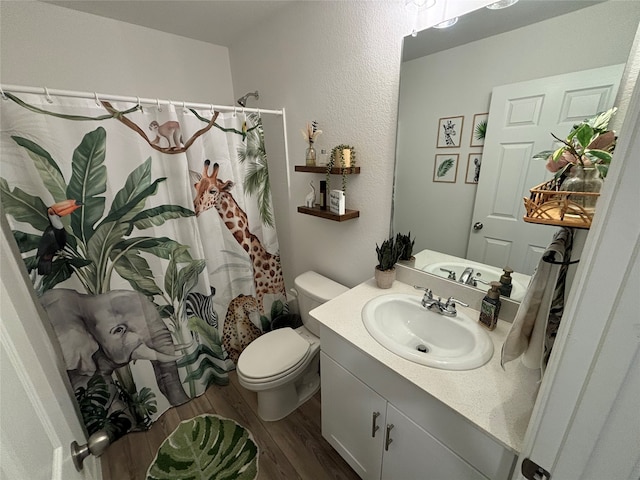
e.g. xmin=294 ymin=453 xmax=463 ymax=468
xmin=479 ymin=281 xmax=501 ymax=331
xmin=498 ymin=267 xmax=514 ymax=298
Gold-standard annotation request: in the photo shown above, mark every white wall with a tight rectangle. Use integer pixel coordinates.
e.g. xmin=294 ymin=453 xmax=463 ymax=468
xmin=229 ymin=1 xmax=407 ymax=289
xmin=0 ymin=1 xmax=234 ymax=104
xmin=394 ymin=1 xmax=640 ymax=258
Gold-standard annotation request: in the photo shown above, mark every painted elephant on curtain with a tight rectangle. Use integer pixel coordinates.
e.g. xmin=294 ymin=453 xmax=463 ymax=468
xmin=40 ymin=288 xmax=189 ymax=406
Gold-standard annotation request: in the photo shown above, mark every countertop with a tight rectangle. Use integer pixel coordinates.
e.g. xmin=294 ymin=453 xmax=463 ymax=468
xmin=311 ymin=278 xmax=540 ymax=454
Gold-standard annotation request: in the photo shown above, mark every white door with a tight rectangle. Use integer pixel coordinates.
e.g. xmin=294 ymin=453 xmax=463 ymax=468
xmin=467 ymin=64 xmax=624 ymax=275
xmin=513 ymin=53 xmax=640 ymax=479
xmin=0 ymin=221 xmax=100 ymax=480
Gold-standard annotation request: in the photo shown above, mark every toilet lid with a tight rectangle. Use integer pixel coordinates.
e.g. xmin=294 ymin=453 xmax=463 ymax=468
xmin=238 ymin=327 xmax=310 ymax=380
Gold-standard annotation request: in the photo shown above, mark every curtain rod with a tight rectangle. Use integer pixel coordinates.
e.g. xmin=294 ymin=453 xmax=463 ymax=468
xmin=0 ymin=84 xmax=283 ymax=116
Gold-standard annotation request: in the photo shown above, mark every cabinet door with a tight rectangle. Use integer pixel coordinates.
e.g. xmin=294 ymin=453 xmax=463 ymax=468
xmin=321 ymin=353 xmax=387 ymax=480
xmin=382 ymin=403 xmax=487 ymax=480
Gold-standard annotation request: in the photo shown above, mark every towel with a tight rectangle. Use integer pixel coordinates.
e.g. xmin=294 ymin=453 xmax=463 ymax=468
xmin=501 ymin=228 xmax=573 ymax=373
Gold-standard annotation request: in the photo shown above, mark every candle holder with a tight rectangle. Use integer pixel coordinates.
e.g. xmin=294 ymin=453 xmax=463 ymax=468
xmin=327 ymin=144 xmax=356 ymax=193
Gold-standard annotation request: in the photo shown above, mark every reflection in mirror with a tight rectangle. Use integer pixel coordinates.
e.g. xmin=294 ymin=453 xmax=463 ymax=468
xmin=393 ymin=0 xmax=640 ymax=301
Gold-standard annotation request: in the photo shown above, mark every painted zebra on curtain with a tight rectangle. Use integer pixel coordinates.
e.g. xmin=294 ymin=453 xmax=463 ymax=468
xmin=185 ymin=286 xmax=219 ymax=333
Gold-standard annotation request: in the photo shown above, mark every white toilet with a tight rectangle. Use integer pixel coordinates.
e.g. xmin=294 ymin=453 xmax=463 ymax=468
xmin=236 ymin=271 xmax=348 ymax=421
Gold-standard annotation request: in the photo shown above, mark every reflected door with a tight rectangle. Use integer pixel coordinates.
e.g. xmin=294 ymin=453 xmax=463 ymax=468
xmin=466 ymin=64 xmax=624 ymax=275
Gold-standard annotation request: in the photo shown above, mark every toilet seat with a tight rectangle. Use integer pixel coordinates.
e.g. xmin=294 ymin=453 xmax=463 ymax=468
xmin=237 ymin=327 xmax=312 ymax=383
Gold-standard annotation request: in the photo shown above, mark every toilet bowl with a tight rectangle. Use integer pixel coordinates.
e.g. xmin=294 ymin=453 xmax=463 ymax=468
xmin=236 ymin=271 xmax=348 ymax=421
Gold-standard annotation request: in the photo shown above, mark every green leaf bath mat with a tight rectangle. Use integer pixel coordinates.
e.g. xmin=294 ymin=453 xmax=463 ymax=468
xmin=146 ymin=414 xmax=259 ymax=480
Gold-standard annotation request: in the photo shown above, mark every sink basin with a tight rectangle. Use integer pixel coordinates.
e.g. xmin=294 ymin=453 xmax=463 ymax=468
xmin=362 ymin=293 xmax=493 ymax=370
xmin=423 ymin=261 xmax=527 ymax=302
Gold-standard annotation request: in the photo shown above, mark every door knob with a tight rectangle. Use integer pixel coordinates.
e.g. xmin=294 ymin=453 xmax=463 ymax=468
xmin=71 ymin=430 xmax=110 ymax=471
xmin=473 ymin=222 xmax=483 ymax=231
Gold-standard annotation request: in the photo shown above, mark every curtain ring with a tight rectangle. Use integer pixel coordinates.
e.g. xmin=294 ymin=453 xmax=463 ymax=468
xmin=44 ymin=87 xmax=54 ymax=104
xmin=256 ymin=108 xmax=261 ymax=119
xmin=94 ymin=92 xmax=101 ymax=106
xmin=0 ymin=86 xmax=7 ymax=100
xmin=233 ymin=106 xmax=237 ymax=118
xmin=182 ymin=101 xmax=188 ymax=114
xmin=136 ymin=96 xmax=143 ymax=113
xmin=156 ymin=98 xmax=162 ymax=112
xmin=210 ymin=104 xmax=214 ymax=116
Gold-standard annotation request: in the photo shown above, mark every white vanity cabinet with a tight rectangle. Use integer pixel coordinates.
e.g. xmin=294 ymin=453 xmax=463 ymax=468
xmin=321 ymin=353 xmax=487 ymax=480
xmin=320 ymin=326 xmax=517 ymax=480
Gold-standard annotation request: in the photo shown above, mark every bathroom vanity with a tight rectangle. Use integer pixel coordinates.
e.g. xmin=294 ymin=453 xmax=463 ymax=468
xmin=311 ymin=279 xmax=540 ymax=480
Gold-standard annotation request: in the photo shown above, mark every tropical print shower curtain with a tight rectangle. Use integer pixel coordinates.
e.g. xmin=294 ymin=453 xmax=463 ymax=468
xmin=0 ymin=92 xmax=289 ymax=441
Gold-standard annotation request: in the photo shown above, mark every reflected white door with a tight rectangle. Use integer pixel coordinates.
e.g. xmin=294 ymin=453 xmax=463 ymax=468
xmin=466 ymin=64 xmax=624 ymax=275
xmin=0 ymin=222 xmax=98 ymax=480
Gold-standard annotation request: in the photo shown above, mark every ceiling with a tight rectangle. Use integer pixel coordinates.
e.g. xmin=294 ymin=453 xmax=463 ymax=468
xmin=44 ymin=0 xmax=292 ymax=48
xmin=403 ymin=0 xmax=604 ymax=62
xmin=45 ymin=0 xmax=605 ymax=58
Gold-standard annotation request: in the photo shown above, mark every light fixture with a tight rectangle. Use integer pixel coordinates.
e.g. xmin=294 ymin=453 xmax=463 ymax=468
xmin=405 ymin=0 xmax=436 ymax=10
xmin=433 ymin=17 xmax=458 ymax=29
xmin=486 ymin=0 xmax=519 ymax=10
xmin=405 ymin=0 xmax=437 ymax=37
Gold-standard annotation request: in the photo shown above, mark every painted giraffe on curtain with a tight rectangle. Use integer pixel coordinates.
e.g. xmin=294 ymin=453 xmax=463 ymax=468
xmin=192 ymin=160 xmax=286 ymax=313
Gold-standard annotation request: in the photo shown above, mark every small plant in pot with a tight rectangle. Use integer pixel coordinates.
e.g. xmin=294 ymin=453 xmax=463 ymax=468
xmin=375 ymin=236 xmax=401 ymax=289
xmin=395 ymin=232 xmax=415 ymax=267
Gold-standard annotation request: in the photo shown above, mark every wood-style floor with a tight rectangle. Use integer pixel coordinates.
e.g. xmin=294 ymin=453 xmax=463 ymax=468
xmin=101 ymin=371 xmax=359 ymax=480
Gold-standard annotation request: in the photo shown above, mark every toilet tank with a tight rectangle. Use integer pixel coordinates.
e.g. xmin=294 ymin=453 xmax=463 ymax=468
xmin=294 ymin=271 xmax=348 ymax=337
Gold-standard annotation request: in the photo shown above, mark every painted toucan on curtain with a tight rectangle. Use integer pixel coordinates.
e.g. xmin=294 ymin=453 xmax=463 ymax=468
xmin=36 ymin=199 xmax=82 ymax=274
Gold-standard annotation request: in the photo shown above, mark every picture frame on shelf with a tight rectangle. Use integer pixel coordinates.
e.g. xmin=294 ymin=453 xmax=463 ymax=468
xmin=437 ymin=115 xmax=464 ymax=148
xmin=433 ymin=154 xmax=459 ymax=183
xmin=466 ymin=153 xmax=482 ymax=184
xmin=470 ymin=113 xmax=488 ymax=147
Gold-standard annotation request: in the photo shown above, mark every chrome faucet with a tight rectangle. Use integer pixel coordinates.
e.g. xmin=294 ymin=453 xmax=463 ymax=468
xmin=459 ymin=267 xmax=475 ymax=285
xmin=439 ymin=268 xmax=456 ymax=280
xmin=414 ymin=286 xmax=468 ymax=317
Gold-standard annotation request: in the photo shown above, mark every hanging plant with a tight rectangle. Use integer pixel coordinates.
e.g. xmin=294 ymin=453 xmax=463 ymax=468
xmin=326 ymin=144 xmax=356 ymax=193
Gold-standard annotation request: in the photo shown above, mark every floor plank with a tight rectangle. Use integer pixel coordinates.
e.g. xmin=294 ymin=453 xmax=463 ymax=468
xmin=101 ymin=371 xmax=357 ymax=480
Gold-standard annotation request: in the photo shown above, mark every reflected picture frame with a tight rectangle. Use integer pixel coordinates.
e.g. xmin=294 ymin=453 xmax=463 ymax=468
xmin=433 ymin=154 xmax=459 ymax=183
xmin=470 ymin=113 xmax=488 ymax=147
xmin=437 ymin=115 xmax=464 ymax=148
xmin=466 ymin=153 xmax=482 ymax=184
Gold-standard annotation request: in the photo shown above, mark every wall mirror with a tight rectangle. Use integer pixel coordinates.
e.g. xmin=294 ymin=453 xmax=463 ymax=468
xmin=392 ymin=0 xmax=639 ymax=302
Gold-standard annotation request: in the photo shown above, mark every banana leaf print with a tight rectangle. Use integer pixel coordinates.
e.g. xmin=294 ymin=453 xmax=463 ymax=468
xmin=437 ymin=158 xmax=455 ymax=178
xmin=237 ymin=113 xmax=274 ymax=228
xmin=1 ymin=127 xmax=195 ymax=295
xmin=147 ymin=414 xmax=258 ymax=480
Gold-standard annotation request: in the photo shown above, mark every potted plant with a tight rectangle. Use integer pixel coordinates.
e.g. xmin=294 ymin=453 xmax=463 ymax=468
xmin=395 ymin=232 xmax=415 ymax=267
xmin=375 ymin=236 xmax=401 ymax=289
xmin=533 ymin=108 xmax=617 ymax=211
xmin=326 ymin=144 xmax=356 ymax=193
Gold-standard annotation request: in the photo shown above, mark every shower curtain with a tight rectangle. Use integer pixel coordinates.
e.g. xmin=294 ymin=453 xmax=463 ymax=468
xmin=0 ymin=92 xmax=289 ymax=441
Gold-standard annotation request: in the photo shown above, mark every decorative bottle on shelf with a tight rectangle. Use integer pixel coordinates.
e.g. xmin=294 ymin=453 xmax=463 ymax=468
xmin=498 ymin=267 xmax=513 ymax=298
xmin=479 ymin=281 xmax=501 ymax=331
xmin=560 ymin=165 xmax=603 ymax=213
xmin=305 ymin=144 xmax=317 ymax=166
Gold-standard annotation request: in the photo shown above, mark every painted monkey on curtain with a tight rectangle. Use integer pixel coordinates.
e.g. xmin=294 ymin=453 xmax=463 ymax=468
xmin=149 ymin=120 xmax=183 ymax=149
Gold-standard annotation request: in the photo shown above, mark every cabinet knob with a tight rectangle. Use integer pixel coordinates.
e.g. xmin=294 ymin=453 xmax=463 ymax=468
xmin=385 ymin=424 xmax=394 ymax=451
xmin=371 ymin=411 xmax=380 ymax=437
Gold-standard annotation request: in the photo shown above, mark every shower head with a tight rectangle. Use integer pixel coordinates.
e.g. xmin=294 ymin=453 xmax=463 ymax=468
xmin=237 ymin=91 xmax=259 ymax=107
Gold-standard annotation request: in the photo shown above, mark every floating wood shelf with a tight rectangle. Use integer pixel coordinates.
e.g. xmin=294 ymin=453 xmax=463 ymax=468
xmin=297 ymin=205 xmax=360 ymax=222
xmin=295 ymin=165 xmax=360 ymax=174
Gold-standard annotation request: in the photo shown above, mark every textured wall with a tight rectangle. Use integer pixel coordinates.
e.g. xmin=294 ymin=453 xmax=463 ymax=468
xmin=229 ymin=2 xmax=408 ymax=289
xmin=0 ymin=1 xmax=234 ymax=103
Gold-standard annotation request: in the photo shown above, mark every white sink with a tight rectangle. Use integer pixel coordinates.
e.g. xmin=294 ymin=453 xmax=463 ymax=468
xmin=423 ymin=261 xmax=527 ymax=302
xmin=362 ymin=293 xmax=493 ymax=370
